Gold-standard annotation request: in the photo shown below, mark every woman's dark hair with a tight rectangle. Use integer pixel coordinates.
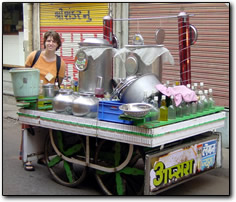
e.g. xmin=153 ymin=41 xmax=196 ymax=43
xmin=43 ymin=30 xmax=62 ymax=51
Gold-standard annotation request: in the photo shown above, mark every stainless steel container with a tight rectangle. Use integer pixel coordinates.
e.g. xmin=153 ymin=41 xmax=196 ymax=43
xmin=52 ymin=89 xmax=75 ymax=114
xmin=111 ymin=73 xmax=160 ymax=103
xmin=124 ymin=45 xmax=163 ymax=82
xmin=72 ymin=92 xmax=99 ymax=118
xmin=75 ymin=38 xmax=113 ymax=94
xmin=43 ymin=83 xmax=55 ymax=98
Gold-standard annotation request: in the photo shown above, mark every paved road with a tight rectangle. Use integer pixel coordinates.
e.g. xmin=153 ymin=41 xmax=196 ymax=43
xmin=2 ymin=117 xmax=230 ymax=196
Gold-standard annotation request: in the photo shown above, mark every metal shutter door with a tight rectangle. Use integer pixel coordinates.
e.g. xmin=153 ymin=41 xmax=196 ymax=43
xmin=40 ymin=3 xmax=109 ymax=81
xmin=129 ymin=3 xmax=229 ymax=107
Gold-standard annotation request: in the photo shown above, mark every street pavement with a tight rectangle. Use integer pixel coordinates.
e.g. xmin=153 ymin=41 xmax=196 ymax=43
xmin=2 ymin=103 xmax=230 ymax=196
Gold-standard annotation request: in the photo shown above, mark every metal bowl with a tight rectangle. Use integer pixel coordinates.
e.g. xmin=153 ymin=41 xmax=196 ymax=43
xmin=119 ymin=103 xmax=153 ymax=118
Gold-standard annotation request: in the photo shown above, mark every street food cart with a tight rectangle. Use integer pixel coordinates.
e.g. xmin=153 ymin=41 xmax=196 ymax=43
xmin=12 ymin=12 xmax=226 ymax=195
xmin=17 ymin=107 xmax=225 ymax=195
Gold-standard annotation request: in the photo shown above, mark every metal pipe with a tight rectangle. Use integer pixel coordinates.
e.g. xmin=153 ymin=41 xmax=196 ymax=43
xmin=113 ymin=14 xmax=194 ymax=21
xmin=178 ymin=11 xmax=191 ymax=86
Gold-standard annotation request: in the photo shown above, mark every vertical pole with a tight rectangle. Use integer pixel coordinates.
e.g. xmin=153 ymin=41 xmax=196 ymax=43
xmin=103 ymin=15 xmax=113 ymax=44
xmin=103 ymin=15 xmax=114 ymax=79
xmin=178 ymin=11 xmax=191 ymax=86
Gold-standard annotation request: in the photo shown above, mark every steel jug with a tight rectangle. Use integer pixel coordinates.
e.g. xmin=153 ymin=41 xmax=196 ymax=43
xmin=53 ymin=89 xmax=75 ymax=114
xmin=72 ymin=92 xmax=99 ymax=118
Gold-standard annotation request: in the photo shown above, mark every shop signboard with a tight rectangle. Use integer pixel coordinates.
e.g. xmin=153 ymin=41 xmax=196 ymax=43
xmin=40 ymin=3 xmax=108 ymax=81
xmin=144 ymin=134 xmax=219 ymax=195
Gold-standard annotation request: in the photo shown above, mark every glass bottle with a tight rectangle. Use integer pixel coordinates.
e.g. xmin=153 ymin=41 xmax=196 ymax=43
xmin=197 ymin=90 xmax=204 ymax=112
xmin=73 ymin=81 xmax=79 ymax=92
xmin=176 ymin=102 xmax=183 ymax=118
xmin=149 ymin=89 xmax=157 ymax=105
xmin=62 ymin=80 xmax=66 ymax=89
xmin=194 ymin=83 xmax=198 ymax=98
xmin=166 ymin=80 xmax=170 ymax=88
xmin=191 ymin=100 xmax=197 ymax=114
xmin=38 ymin=80 xmax=44 ymax=108
xmin=168 ymin=96 xmax=176 ymax=120
xmin=159 ymin=95 xmax=168 ymax=121
xmin=203 ymin=89 xmax=209 ymax=110
xmin=200 ymin=82 xmax=204 ymax=92
xmin=208 ymin=89 xmax=215 ymax=109
xmin=186 ymin=101 xmax=191 ymax=116
xmin=151 ymin=96 xmax=160 ymax=121
xmin=54 ymin=82 xmax=59 ymax=96
xmin=70 ymin=80 xmax=74 ymax=90
xmin=191 ymin=85 xmax=195 ymax=92
xmin=142 ymin=90 xmax=149 ymax=103
xmin=182 ymin=100 xmax=188 ymax=116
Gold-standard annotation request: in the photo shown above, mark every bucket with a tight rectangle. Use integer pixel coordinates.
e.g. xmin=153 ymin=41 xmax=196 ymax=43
xmin=9 ymin=68 xmax=40 ymax=101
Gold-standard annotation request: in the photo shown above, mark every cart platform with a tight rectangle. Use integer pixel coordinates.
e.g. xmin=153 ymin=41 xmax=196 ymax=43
xmin=18 ymin=107 xmax=226 ymax=148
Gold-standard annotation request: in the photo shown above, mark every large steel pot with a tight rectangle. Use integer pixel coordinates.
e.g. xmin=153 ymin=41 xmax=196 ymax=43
xmin=72 ymin=92 xmax=99 ymax=118
xmin=124 ymin=45 xmax=164 ymax=81
xmin=52 ymin=89 xmax=75 ymax=114
xmin=111 ymin=73 xmax=161 ymax=103
xmin=75 ymin=38 xmax=113 ymax=94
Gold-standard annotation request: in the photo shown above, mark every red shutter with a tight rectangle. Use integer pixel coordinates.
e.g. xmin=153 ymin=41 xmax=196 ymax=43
xmin=129 ymin=3 xmax=229 ymax=107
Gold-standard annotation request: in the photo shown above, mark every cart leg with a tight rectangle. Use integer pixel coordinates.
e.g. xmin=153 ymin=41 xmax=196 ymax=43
xmin=44 ymin=129 xmax=87 ymax=187
xmin=94 ymin=140 xmax=145 ymax=195
xmin=21 ymin=124 xmax=47 ymax=163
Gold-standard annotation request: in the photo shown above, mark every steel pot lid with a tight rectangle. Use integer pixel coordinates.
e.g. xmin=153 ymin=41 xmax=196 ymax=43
xmin=125 ymin=55 xmax=138 ymax=76
xmin=78 ymin=92 xmax=95 ymax=96
xmin=155 ymin=28 xmax=165 ymax=45
xmin=79 ymin=38 xmax=112 ymax=47
xmin=189 ymin=24 xmax=198 ymax=45
xmin=58 ymin=89 xmax=73 ymax=95
xmin=43 ymin=83 xmax=54 ymax=88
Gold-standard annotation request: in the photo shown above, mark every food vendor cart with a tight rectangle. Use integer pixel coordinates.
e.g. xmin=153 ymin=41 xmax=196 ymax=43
xmin=17 ymin=106 xmax=226 ymax=195
xmin=11 ymin=12 xmax=226 ymax=195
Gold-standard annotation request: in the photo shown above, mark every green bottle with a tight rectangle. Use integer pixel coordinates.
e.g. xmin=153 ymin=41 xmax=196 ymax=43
xmin=159 ymin=95 xmax=168 ymax=121
xmin=168 ymin=96 xmax=176 ymax=119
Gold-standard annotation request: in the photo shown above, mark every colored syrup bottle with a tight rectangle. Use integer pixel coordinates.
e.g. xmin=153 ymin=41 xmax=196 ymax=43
xmin=168 ymin=96 xmax=176 ymax=119
xmin=159 ymin=95 xmax=168 ymax=121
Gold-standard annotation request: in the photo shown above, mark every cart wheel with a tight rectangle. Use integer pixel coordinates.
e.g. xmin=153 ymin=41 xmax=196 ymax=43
xmin=94 ymin=140 xmax=145 ymax=195
xmin=44 ymin=130 xmax=87 ymax=187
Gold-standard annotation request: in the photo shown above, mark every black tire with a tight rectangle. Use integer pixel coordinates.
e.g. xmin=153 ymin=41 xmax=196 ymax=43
xmin=44 ymin=130 xmax=87 ymax=188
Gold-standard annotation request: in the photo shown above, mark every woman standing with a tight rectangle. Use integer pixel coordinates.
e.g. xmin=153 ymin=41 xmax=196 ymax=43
xmin=22 ymin=30 xmax=66 ymax=171
xmin=25 ymin=30 xmax=66 ymax=84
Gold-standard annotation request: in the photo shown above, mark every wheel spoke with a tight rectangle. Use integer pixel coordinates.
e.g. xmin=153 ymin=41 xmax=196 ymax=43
xmin=63 ymin=160 xmax=74 ymax=183
xmin=56 ymin=131 xmax=65 ymax=153
xmin=45 ymin=131 xmax=87 ymax=187
xmin=119 ymin=167 xmax=144 ymax=176
xmin=64 ymin=143 xmax=83 ymax=156
xmin=115 ymin=173 xmax=124 ymax=195
xmin=48 ymin=155 xmax=62 ymax=167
